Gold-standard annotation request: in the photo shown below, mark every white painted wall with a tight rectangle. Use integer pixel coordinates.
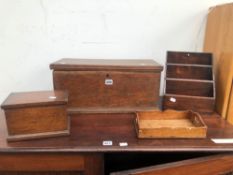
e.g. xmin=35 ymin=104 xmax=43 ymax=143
xmin=0 ymin=0 xmax=232 ymax=103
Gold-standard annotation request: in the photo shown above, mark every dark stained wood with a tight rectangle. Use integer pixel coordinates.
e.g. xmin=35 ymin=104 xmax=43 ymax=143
xmin=68 ymin=107 xmax=159 ymax=114
xmin=164 ymin=51 xmax=215 ymax=113
xmin=0 ymin=153 xmax=84 ymax=171
xmin=166 ymin=64 xmax=213 ymax=80
xmin=0 ymin=153 xmax=104 ymax=175
xmin=0 ymin=172 xmax=82 ymax=175
xmin=1 ymin=91 xmax=68 ymax=109
xmin=167 ymin=51 xmax=212 ymax=65
xmin=166 ymin=79 xmax=214 ymax=97
xmin=84 ymin=154 xmax=104 ymax=175
xmin=110 ymin=154 xmax=233 ymax=175
xmin=53 ymin=71 xmax=160 ymax=108
xmin=0 ymin=110 xmax=232 ymax=175
xmin=52 ymin=60 xmax=162 ymax=108
xmin=5 ymin=106 xmax=68 ymax=136
xmin=0 ymin=110 xmax=233 ymax=152
xmin=163 ymin=94 xmax=215 ymax=113
xmin=50 ymin=58 xmax=163 ymax=72
xmin=1 ymin=91 xmax=69 ymax=141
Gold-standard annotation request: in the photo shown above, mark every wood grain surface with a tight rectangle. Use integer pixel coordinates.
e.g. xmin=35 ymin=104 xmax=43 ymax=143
xmin=164 ymin=51 xmax=215 ymax=113
xmin=163 ymin=94 xmax=215 ymax=113
xmin=166 ymin=64 xmax=213 ymax=80
xmin=215 ymin=53 xmax=233 ymax=119
xmin=166 ymin=79 xmax=214 ymax=97
xmin=0 ymin=153 xmax=84 ymax=171
xmin=1 ymin=91 xmax=68 ymax=109
xmin=50 ymin=58 xmax=163 ymax=72
xmin=167 ymin=51 xmax=212 ymax=65
xmin=203 ymin=3 xmax=233 ymax=124
xmin=0 ymin=110 xmax=233 ymax=152
xmin=53 ymin=71 xmax=161 ymax=108
xmin=135 ymin=110 xmax=207 ymax=138
xmin=204 ymin=3 xmax=233 ymax=73
xmin=5 ymin=106 xmax=68 ymax=136
xmin=1 ymin=91 xmax=69 ymax=141
xmin=227 ymin=82 xmax=233 ymax=124
xmin=0 ymin=172 xmax=82 ymax=175
xmin=0 ymin=153 xmax=103 ymax=175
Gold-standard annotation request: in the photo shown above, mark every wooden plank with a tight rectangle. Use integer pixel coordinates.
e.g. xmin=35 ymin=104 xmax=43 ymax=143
xmin=227 ymin=81 xmax=233 ymax=124
xmin=204 ymin=3 xmax=233 ymax=119
xmin=163 ymin=94 xmax=215 ymax=113
xmin=167 ymin=51 xmax=212 ymax=65
xmin=0 ymin=172 xmax=81 ymax=175
xmin=50 ymin=58 xmax=163 ymax=72
xmin=204 ymin=3 xmax=233 ymax=73
xmin=0 ymin=153 xmax=84 ymax=171
xmin=215 ymin=53 xmax=233 ymax=118
xmin=166 ymin=79 xmax=214 ymax=97
xmin=166 ymin=65 xmax=213 ymax=80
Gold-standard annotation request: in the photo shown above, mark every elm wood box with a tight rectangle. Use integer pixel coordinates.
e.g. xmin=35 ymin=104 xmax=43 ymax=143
xmin=135 ymin=110 xmax=207 ymax=138
xmin=1 ymin=91 xmax=70 ymax=141
xmin=163 ymin=51 xmax=215 ymax=113
xmin=50 ymin=59 xmax=163 ymax=108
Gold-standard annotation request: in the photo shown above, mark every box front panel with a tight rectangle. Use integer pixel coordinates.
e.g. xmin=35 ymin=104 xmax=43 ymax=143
xmin=53 ymin=71 xmax=160 ymax=108
xmin=5 ymin=105 xmax=68 ymax=135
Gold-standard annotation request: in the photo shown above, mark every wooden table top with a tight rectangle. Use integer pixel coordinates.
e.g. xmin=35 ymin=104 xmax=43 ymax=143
xmin=1 ymin=110 xmax=233 ymax=153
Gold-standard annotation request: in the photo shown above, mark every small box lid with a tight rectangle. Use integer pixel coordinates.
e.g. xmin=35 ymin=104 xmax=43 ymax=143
xmin=1 ymin=90 xmax=68 ymax=109
xmin=50 ymin=58 xmax=163 ymax=72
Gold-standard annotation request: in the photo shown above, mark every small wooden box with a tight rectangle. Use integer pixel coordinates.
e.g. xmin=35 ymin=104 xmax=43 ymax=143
xmin=1 ymin=91 xmax=70 ymax=141
xmin=163 ymin=51 xmax=215 ymax=113
xmin=135 ymin=110 xmax=207 ymax=138
xmin=50 ymin=59 xmax=163 ymax=108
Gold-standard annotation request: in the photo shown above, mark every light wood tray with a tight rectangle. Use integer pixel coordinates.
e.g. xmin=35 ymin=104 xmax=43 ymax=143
xmin=135 ymin=110 xmax=207 ymax=138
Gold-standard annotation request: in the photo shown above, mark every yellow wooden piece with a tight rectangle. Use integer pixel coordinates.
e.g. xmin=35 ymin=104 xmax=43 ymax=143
xmin=135 ymin=110 xmax=207 ymax=138
xmin=227 ymin=82 xmax=233 ymax=124
xmin=204 ymin=3 xmax=233 ymax=73
xmin=204 ymin=3 xmax=233 ymax=118
xmin=215 ymin=53 xmax=233 ymax=118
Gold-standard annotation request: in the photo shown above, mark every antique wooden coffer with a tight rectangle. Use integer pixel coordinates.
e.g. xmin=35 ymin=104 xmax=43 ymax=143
xmin=163 ymin=51 xmax=215 ymax=113
xmin=1 ymin=91 xmax=70 ymax=141
xmin=50 ymin=59 xmax=163 ymax=108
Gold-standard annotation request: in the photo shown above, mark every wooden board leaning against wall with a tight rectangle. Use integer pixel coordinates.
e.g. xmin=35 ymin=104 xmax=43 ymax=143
xmin=215 ymin=53 xmax=233 ymax=121
xmin=203 ymin=2 xmax=233 ymax=123
xmin=227 ymin=82 xmax=233 ymax=124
